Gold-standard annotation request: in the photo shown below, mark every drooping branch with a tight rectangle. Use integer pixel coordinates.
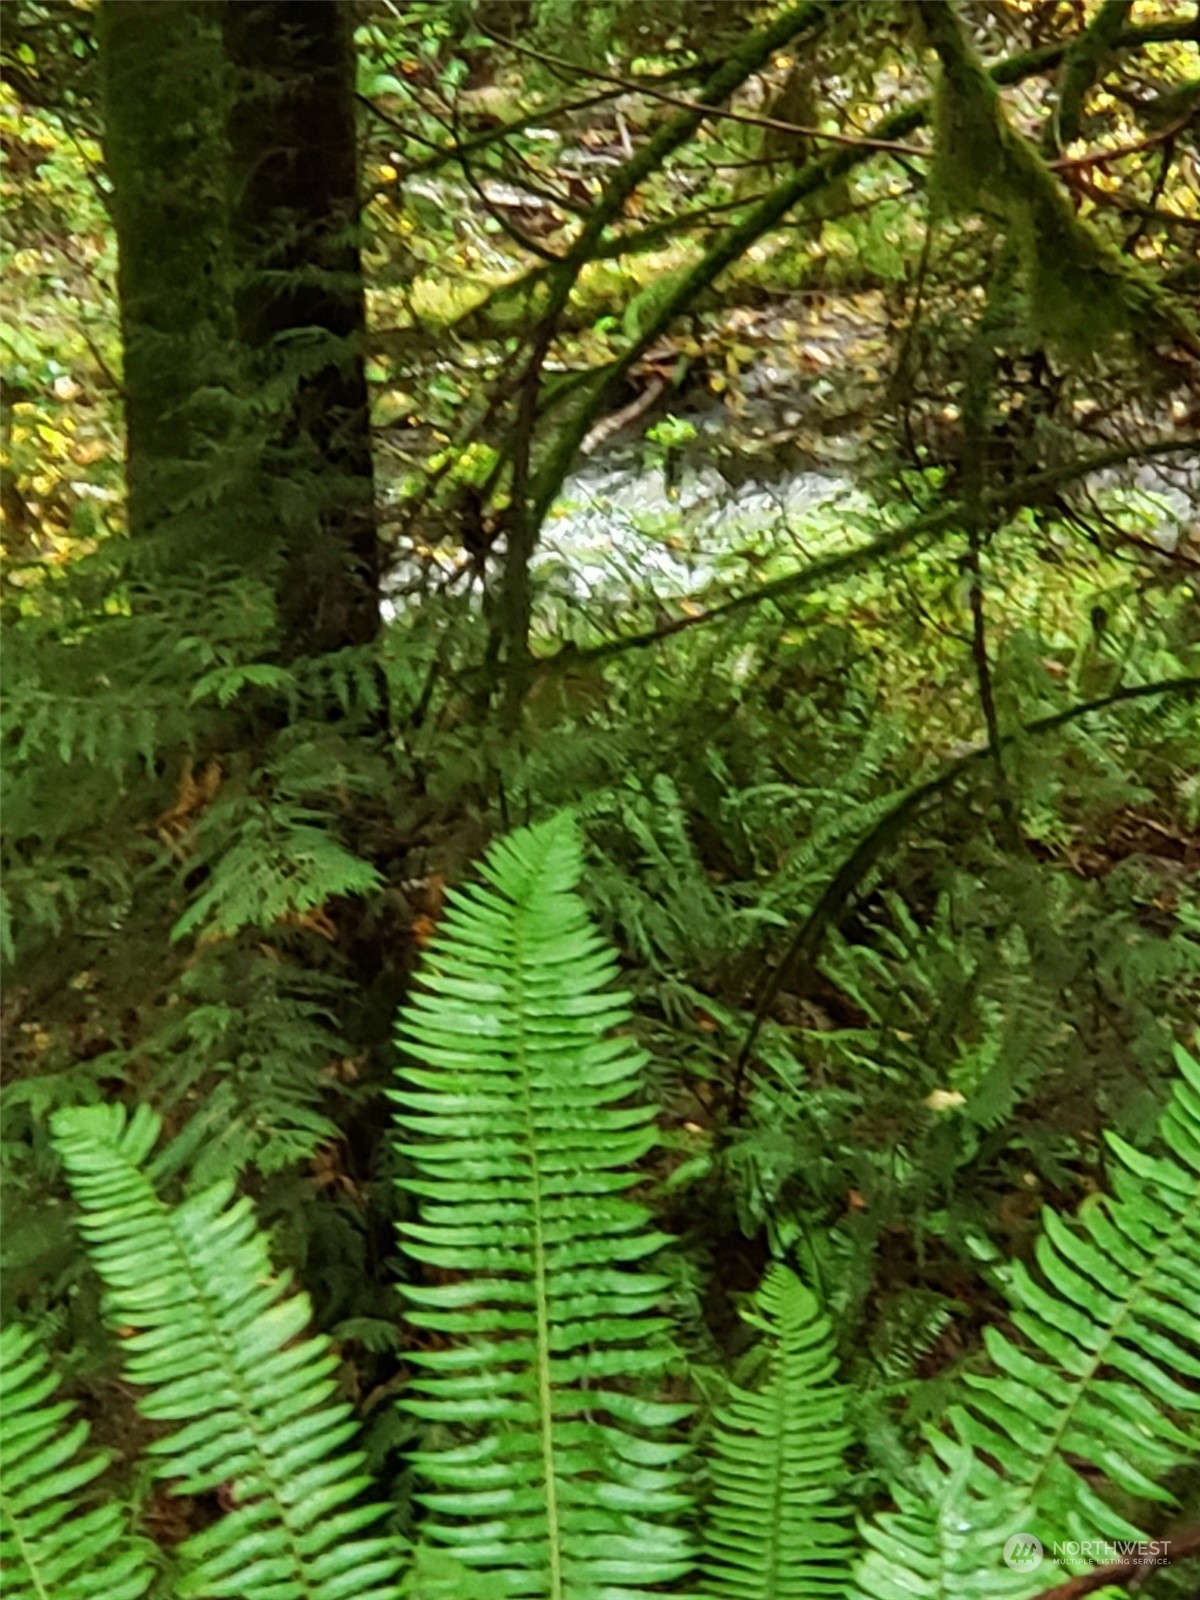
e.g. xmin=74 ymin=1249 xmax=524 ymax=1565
xmin=729 ymin=673 xmax=1200 ymax=1116
xmin=918 ymin=0 xmax=1200 ymax=358
xmin=493 ymin=2 xmax=830 ymax=706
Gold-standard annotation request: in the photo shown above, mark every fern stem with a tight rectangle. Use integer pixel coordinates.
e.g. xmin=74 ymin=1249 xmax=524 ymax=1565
xmin=0 ymin=1503 xmax=55 ymax=1600
xmin=516 ymin=900 xmax=566 ymax=1600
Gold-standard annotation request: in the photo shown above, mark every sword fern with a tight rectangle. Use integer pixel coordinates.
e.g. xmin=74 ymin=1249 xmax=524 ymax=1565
xmin=391 ymin=811 xmax=693 ymax=1600
xmin=0 ymin=1324 xmax=154 ymax=1600
xmin=8 ymin=818 xmax=1198 ymax=1600
xmin=50 ymin=1102 xmax=403 ymax=1600
xmin=701 ymin=1264 xmax=855 ymax=1600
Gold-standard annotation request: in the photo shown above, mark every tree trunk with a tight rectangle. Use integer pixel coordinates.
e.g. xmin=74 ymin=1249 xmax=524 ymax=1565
xmin=98 ymin=1 xmax=244 ymax=550
xmin=221 ymin=0 xmax=379 ymax=655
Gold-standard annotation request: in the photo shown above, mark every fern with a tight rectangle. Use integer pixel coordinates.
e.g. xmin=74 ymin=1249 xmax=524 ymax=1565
xmin=853 ymin=1043 xmax=1200 ymax=1593
xmin=0 ymin=1323 xmax=154 ymax=1600
xmin=15 ymin=840 xmax=1200 ymax=1600
xmin=852 ymin=1448 xmax=1039 ymax=1600
xmin=170 ymin=797 xmax=382 ymax=943
xmin=50 ymin=1102 xmax=403 ymax=1600
xmin=593 ymin=772 xmax=760 ymax=983
xmin=391 ymin=811 xmax=693 ymax=1600
xmin=701 ymin=1265 xmax=855 ymax=1600
xmin=189 ymin=659 xmax=297 ymax=710
xmin=123 ymin=949 xmax=349 ymax=1180
xmin=932 ymin=1040 xmax=1200 ymax=1541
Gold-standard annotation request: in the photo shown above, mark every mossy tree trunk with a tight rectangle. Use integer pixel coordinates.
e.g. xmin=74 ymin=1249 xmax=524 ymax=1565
xmin=221 ymin=0 xmax=379 ymax=655
xmin=99 ymin=0 xmax=377 ymax=653
xmin=98 ymin=1 xmax=245 ymax=552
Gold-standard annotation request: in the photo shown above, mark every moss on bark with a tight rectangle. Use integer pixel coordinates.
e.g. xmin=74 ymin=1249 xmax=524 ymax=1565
xmin=99 ymin=0 xmax=245 ymax=548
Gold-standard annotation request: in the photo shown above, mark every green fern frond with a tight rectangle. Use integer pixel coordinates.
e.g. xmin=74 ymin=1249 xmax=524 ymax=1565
xmin=50 ymin=1103 xmax=403 ymax=1600
xmin=392 ymin=811 xmax=693 ymax=1600
xmin=933 ymin=1041 xmax=1200 ymax=1541
xmin=701 ymin=1264 xmax=855 ymax=1600
xmin=0 ymin=1323 xmax=154 ymax=1600
xmin=129 ymin=949 xmax=348 ymax=1179
xmin=188 ymin=660 xmax=297 ymax=710
xmin=852 ymin=1448 xmax=1043 ymax=1600
xmin=296 ymin=644 xmax=386 ymax=723
xmin=170 ymin=797 xmax=381 ymax=943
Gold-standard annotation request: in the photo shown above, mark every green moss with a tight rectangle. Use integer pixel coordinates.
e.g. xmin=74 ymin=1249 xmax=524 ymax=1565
xmin=923 ymin=0 xmax=1197 ymax=359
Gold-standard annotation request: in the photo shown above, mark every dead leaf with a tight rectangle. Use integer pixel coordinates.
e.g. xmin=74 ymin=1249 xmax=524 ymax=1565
xmin=156 ymin=757 xmax=223 ymax=847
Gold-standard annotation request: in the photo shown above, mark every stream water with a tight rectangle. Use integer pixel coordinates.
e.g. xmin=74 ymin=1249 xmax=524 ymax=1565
xmin=381 ymin=288 xmax=1198 ymax=616
xmin=537 ymin=453 xmax=859 ymax=599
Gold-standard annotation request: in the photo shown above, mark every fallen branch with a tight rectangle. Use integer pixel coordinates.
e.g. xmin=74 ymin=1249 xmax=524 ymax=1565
xmin=581 ymin=376 xmax=668 ymax=456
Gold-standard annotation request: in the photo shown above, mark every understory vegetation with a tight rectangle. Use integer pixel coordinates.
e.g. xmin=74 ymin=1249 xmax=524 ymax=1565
xmin=1 ymin=2 xmax=1198 ymax=1597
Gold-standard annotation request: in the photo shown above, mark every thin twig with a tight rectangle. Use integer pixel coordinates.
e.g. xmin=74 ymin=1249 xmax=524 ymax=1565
xmin=376 ymin=87 xmax=622 ymax=175
xmin=1122 ymin=134 xmax=1174 ymax=254
xmin=453 ymin=109 xmax=565 ymax=265
xmin=961 ymin=254 xmax=1022 ymax=849
xmin=1032 ymin=1531 xmax=1200 ymax=1600
xmin=542 ymin=438 xmax=1198 ymax=669
xmin=1050 ymin=109 xmax=1200 ymax=172
xmin=889 ymin=214 xmax=936 ymax=458
xmin=480 ymin=24 xmax=934 ymax=162
xmin=728 ymin=674 xmax=1200 ymax=1117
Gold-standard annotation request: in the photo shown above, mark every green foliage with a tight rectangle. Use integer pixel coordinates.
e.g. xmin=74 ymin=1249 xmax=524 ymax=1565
xmin=935 ymin=1040 xmax=1200 ymax=1540
xmin=701 ymin=1265 xmax=854 ymax=1600
xmin=50 ymin=1101 xmax=404 ymax=1600
xmin=0 ymin=546 xmax=416 ymax=1305
xmin=852 ymin=1448 xmax=1037 ymax=1600
xmin=0 ymin=1323 xmax=154 ymax=1600
xmin=170 ymin=797 xmax=382 ymax=943
xmin=113 ymin=951 xmax=352 ymax=1180
xmin=850 ymin=1043 xmax=1200 ymax=1595
xmin=391 ymin=811 xmax=693 ymax=1599
xmin=5 ymin=824 xmax=1200 ymax=1600
xmin=0 ymin=559 xmax=275 ymax=960
xmin=7 ymin=2 xmax=1200 ymax=1592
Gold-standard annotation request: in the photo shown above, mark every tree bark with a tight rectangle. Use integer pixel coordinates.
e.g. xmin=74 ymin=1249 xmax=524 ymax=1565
xmin=98 ymin=1 xmax=244 ymax=549
xmin=221 ymin=0 xmax=379 ymax=655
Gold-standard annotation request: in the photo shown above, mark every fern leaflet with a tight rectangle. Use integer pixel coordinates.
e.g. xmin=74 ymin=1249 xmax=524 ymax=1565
xmin=933 ymin=1041 xmax=1200 ymax=1542
xmin=392 ymin=811 xmax=693 ymax=1600
xmin=51 ymin=1103 xmax=403 ymax=1600
xmin=0 ymin=1323 xmax=154 ymax=1600
xmin=701 ymin=1264 xmax=855 ymax=1600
